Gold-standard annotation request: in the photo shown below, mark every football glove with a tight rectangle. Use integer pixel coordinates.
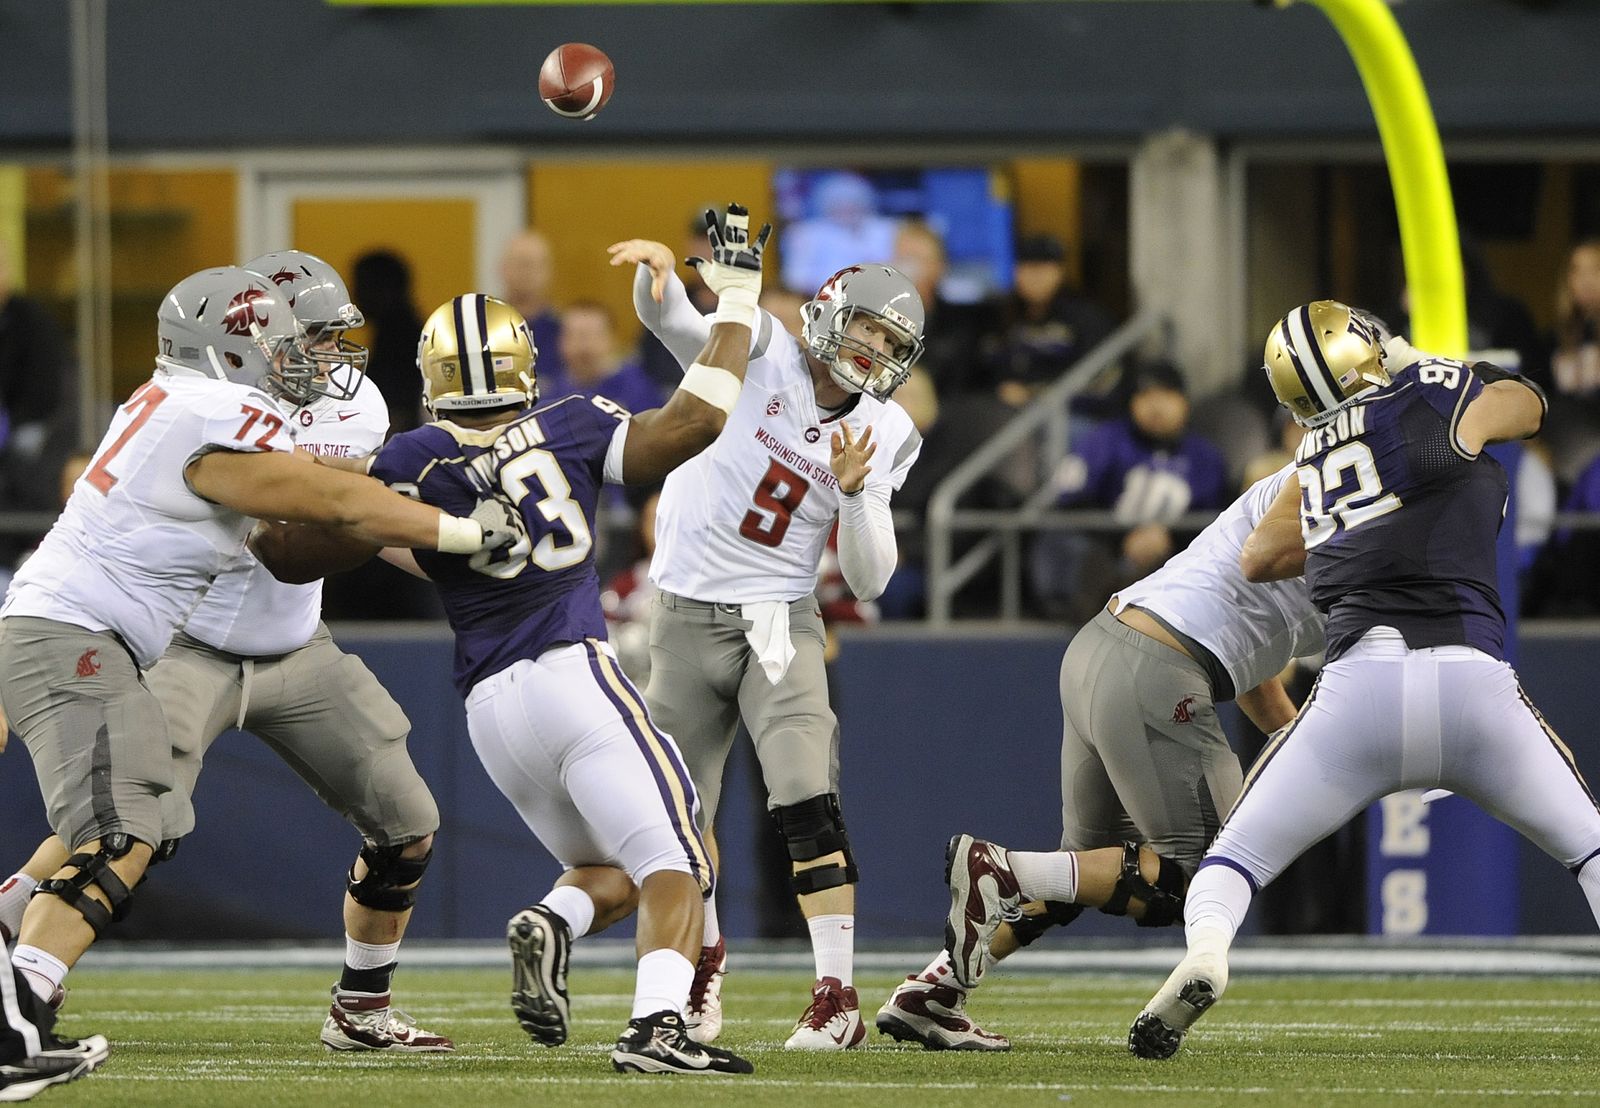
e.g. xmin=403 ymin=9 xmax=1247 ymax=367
xmin=687 ymin=203 xmax=772 ymax=326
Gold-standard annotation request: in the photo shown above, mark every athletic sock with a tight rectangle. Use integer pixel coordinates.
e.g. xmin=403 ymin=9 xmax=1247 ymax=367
xmin=1008 ymin=850 xmax=1079 ymax=903
xmin=914 ymin=949 xmax=961 ymax=988
xmin=807 ymin=914 xmax=855 ymax=987
xmin=632 ymin=948 xmax=695 ymax=1019
xmin=701 ymin=893 xmax=722 ymax=948
xmin=11 ymin=945 xmax=67 ymax=1003
xmin=339 ymin=937 xmax=401 ymax=996
xmin=538 ymin=885 xmax=595 ymax=939
xmin=1182 ymin=864 xmax=1254 ymax=948
xmin=0 ymin=874 xmax=38 ymax=941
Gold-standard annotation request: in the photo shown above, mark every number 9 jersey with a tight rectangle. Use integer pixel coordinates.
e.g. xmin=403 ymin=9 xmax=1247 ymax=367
xmin=649 ymin=309 xmax=921 ymax=604
xmin=1295 ymin=341 xmax=1507 ymax=663
xmin=369 ymin=393 xmax=630 ymax=696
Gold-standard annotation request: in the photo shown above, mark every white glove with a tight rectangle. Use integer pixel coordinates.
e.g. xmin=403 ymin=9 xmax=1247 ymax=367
xmin=686 ymin=203 xmax=772 ymax=327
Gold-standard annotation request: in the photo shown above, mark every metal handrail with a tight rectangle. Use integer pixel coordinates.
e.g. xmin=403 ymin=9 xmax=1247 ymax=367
xmin=925 ymin=309 xmax=1166 ymax=625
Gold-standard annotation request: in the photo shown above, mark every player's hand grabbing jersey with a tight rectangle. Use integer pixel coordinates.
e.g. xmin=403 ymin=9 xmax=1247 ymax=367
xmin=182 ymin=374 xmax=389 ymax=656
xmin=651 ymin=309 xmax=921 ymax=604
xmin=369 ymin=394 xmax=630 ymax=695
xmin=2 ymin=375 xmax=296 ymax=667
xmin=1297 ymin=341 xmax=1507 ymax=662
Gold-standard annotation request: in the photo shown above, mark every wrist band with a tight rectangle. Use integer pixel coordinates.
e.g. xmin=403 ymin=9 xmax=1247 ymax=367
xmin=680 ymin=362 xmax=744 ymax=415
xmin=713 ymin=283 xmax=759 ymax=328
xmin=436 ymin=514 xmax=484 ymax=554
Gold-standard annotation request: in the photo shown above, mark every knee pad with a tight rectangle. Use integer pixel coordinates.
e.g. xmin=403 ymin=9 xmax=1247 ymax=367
xmin=347 ymin=840 xmax=433 ymax=912
xmin=1099 ymin=842 xmax=1188 ymax=928
xmin=1007 ymin=900 xmax=1085 ymax=947
xmin=772 ymin=794 xmax=859 ymax=897
xmin=151 ymin=838 xmax=181 ymax=866
xmin=33 ymin=834 xmax=140 ymax=938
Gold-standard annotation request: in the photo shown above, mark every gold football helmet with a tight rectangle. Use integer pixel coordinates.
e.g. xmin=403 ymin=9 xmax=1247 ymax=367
xmin=1263 ymin=300 xmax=1391 ymax=428
xmin=417 ymin=294 xmax=538 ymax=414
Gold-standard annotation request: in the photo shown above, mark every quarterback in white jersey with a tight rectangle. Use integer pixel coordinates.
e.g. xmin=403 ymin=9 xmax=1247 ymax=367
xmin=0 ymin=265 xmax=512 ymax=1043
xmin=611 ymin=238 xmax=922 ymax=1050
xmin=889 ymin=465 xmax=1323 ymax=1052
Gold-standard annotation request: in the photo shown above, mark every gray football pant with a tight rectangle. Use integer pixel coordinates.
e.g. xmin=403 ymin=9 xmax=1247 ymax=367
xmin=1058 ymin=608 xmax=1244 ymax=873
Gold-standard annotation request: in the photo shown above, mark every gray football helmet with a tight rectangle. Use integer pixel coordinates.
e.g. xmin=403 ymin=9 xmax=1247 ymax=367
xmin=245 ymin=249 xmax=367 ymax=405
xmin=156 ymin=266 xmax=313 ymax=395
xmin=801 ymin=264 xmax=925 ymax=401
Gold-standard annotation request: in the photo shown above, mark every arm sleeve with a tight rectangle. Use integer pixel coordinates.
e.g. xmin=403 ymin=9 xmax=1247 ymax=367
xmin=634 ymin=265 xmax=779 ymax=373
xmin=836 ymin=481 xmax=898 ymax=601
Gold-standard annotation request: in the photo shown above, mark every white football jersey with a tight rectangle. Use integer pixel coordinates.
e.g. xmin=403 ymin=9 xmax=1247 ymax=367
xmin=1113 ymin=464 xmax=1324 ymax=695
xmin=3 ymin=373 xmax=296 ymax=667
xmin=651 ymin=312 xmax=921 ymax=604
xmin=181 ymin=375 xmax=389 ymax=656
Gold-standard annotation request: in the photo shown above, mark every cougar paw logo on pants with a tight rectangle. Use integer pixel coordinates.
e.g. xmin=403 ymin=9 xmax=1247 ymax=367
xmin=1172 ymin=695 xmax=1196 ymax=724
xmin=75 ymin=649 xmax=101 ymax=678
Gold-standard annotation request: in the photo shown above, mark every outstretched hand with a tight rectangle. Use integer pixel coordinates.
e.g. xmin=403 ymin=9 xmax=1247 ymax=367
xmin=830 ymin=422 xmax=876 ymax=495
xmin=607 ymin=238 xmax=676 ymax=303
xmin=685 ymin=203 xmax=772 ymax=303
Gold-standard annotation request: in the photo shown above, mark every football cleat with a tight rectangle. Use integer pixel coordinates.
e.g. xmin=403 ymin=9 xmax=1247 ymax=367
xmin=0 ymin=1034 xmax=108 ymax=1103
xmin=875 ymin=974 xmax=1010 ymax=1051
xmin=508 ymin=906 xmax=572 ymax=1047
xmin=783 ymin=977 xmax=865 ymax=1051
xmin=1128 ymin=949 xmax=1230 ymax=1060
xmin=684 ymin=938 xmax=726 ymax=1044
xmin=611 ymin=1009 xmax=753 ymax=1075
xmin=943 ymin=834 xmax=1021 ymax=989
xmin=320 ymin=988 xmax=454 ymax=1052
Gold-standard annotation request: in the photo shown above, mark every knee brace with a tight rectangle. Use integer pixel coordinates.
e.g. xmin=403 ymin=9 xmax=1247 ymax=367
xmin=1099 ymin=841 xmax=1188 ymax=928
xmin=1006 ymin=900 xmax=1085 ymax=947
xmin=347 ymin=841 xmax=432 ymax=912
xmin=151 ymin=838 xmax=181 ymax=866
xmin=772 ymin=794 xmax=859 ymax=897
xmin=33 ymin=833 xmax=139 ymax=938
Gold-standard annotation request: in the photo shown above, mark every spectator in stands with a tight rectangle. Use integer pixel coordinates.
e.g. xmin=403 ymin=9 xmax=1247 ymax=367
xmin=350 ymin=250 xmax=424 ymax=435
xmin=1386 ymin=234 xmax=1540 ymax=377
xmin=636 ymin=210 xmax=717 ymax=392
xmin=781 ymin=171 xmax=900 ymax=295
xmin=1532 ymin=447 xmax=1600 ymax=616
xmin=891 ymin=221 xmax=997 ymax=398
xmin=499 ymin=229 xmax=563 ymax=383
xmin=1029 ymin=360 xmax=1228 ymax=622
xmin=1542 ymin=238 xmax=1600 ymax=402
xmin=0 ymin=237 xmax=73 ymax=515
xmin=986 ymin=233 xmax=1117 ymax=411
xmin=546 ymin=300 xmax=662 ymax=414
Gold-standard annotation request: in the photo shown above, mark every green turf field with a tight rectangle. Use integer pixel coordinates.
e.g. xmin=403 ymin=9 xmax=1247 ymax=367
xmin=34 ymin=966 xmax=1600 ymax=1106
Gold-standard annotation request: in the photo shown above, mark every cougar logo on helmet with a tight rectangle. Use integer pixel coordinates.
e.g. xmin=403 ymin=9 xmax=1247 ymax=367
xmin=222 ymin=288 xmax=271 ymax=336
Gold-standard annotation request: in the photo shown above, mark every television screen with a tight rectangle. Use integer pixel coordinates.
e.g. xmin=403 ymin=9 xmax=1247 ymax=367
xmin=773 ymin=166 xmax=1014 ymax=305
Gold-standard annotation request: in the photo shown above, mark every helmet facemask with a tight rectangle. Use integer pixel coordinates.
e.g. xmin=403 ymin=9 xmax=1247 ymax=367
xmin=810 ymin=305 xmax=922 ymax=401
xmin=273 ymin=311 xmax=369 ymax=407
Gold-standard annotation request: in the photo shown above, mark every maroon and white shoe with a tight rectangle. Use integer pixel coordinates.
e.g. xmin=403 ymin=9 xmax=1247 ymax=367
xmin=784 ymin=977 xmax=865 ymax=1051
xmin=875 ymin=974 xmax=1010 ymax=1051
xmin=944 ymin=834 xmax=1022 ymax=989
xmin=684 ymin=938 xmax=726 ymax=1044
xmin=320 ymin=988 xmax=454 ymax=1052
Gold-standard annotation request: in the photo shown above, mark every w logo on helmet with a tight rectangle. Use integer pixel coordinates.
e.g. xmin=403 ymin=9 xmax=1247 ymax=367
xmin=222 ymin=288 xmax=271 ymax=336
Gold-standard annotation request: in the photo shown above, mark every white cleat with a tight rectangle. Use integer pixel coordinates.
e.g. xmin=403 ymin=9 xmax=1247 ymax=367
xmin=783 ymin=977 xmax=865 ymax=1050
xmin=684 ymin=938 xmax=726 ymax=1045
xmin=1128 ymin=949 xmax=1229 ymax=1060
xmin=320 ymin=988 xmax=455 ymax=1052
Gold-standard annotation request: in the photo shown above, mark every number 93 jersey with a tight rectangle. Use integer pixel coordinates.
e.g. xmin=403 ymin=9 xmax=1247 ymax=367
xmin=2 ymin=374 xmax=296 ymax=667
xmin=1294 ymin=346 xmax=1507 ymax=663
xmin=370 ymin=394 xmax=629 ymax=696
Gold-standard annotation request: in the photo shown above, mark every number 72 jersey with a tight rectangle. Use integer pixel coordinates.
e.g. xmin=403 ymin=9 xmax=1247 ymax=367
xmin=1294 ymin=354 xmax=1509 ymax=664
xmin=3 ymin=373 xmax=296 ymax=667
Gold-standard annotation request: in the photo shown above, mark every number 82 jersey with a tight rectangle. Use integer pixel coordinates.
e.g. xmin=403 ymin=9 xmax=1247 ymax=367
xmin=370 ymin=394 xmax=629 ymax=696
xmin=1295 ymin=348 xmax=1508 ymax=663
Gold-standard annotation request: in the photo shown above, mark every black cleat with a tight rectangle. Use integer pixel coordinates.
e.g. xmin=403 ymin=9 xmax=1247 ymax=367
xmin=0 ymin=1034 xmax=109 ymax=1102
xmin=611 ymin=1010 xmax=753 ymax=1075
xmin=508 ymin=906 xmax=571 ymax=1047
xmin=1128 ymin=977 xmax=1219 ymax=1060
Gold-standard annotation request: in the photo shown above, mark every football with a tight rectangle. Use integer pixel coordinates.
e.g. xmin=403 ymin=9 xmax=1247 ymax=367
xmin=538 ymin=43 xmax=615 ymax=121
